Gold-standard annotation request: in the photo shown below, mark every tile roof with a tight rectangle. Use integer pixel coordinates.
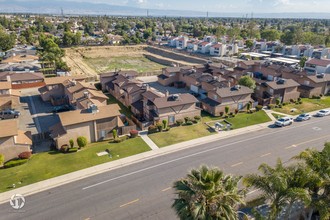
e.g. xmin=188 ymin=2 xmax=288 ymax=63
xmin=1 ymin=54 xmax=39 ymax=64
xmin=44 ymin=76 xmax=86 ymax=85
xmin=164 ymin=67 xmax=181 ymax=73
xmin=59 ymin=104 xmax=121 ymax=127
xmin=153 ymin=93 xmax=198 ymax=109
xmin=0 ymin=72 xmax=44 ymax=82
xmin=0 ymin=81 xmax=11 ymax=90
xmin=307 ymin=74 xmax=330 ymax=83
xmin=215 ymin=85 xmax=253 ymax=98
xmin=266 ymin=79 xmax=300 ymax=90
xmin=15 ymin=130 xmax=32 ymax=145
xmin=306 ymin=58 xmax=330 ymax=67
xmin=0 ymin=119 xmax=18 ymax=138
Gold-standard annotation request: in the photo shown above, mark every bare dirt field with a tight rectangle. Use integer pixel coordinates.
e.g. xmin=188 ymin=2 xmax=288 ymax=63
xmin=63 ymin=45 xmax=201 ymax=76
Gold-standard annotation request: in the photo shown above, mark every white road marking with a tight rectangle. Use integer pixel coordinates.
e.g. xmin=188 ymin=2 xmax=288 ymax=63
xmin=161 ymin=187 xmax=171 ymax=192
xmin=260 ymin=153 xmax=271 ymax=157
xmin=231 ymin=162 xmax=243 ymax=167
xmin=119 ymin=199 xmax=139 ymax=208
xmin=82 ymin=118 xmax=330 ymax=190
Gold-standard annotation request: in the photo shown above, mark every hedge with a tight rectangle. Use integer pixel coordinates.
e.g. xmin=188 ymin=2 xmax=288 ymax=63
xmin=130 ymin=130 xmax=139 ymax=138
xmin=4 ymin=158 xmax=28 ymax=168
xmin=18 ymin=151 xmax=32 ymax=159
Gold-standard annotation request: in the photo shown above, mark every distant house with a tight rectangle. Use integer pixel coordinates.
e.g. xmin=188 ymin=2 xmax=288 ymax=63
xmin=0 ymin=72 xmax=45 ymax=89
xmin=304 ymin=58 xmax=330 ymax=74
xmin=49 ymin=104 xmax=129 ymax=149
xmin=100 ymin=70 xmax=138 ymax=92
xmin=201 ymin=85 xmax=253 ymax=116
xmin=0 ymin=120 xmax=32 ymax=162
xmin=157 ymin=66 xmax=182 ymax=87
xmin=176 ymin=36 xmax=188 ymax=49
xmin=1 ymin=54 xmax=39 ymax=64
xmin=187 ymin=40 xmax=199 ymax=52
xmin=210 ymin=43 xmax=226 ymax=57
xmin=197 ymin=41 xmax=212 ymax=54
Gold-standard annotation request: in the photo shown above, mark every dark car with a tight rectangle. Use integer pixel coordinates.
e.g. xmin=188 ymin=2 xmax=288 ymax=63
xmin=0 ymin=109 xmax=20 ymax=120
xmin=52 ymin=105 xmax=73 ymax=113
xmin=296 ymin=113 xmax=311 ymax=121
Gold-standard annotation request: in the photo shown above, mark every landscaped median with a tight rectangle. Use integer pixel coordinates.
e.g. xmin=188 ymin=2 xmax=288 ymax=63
xmin=148 ymin=111 xmax=272 ymax=148
xmin=0 ymin=137 xmax=150 ymax=193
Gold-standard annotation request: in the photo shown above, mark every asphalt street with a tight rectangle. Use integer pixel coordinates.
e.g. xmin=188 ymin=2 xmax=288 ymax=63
xmin=1 ymin=115 xmax=330 ymax=220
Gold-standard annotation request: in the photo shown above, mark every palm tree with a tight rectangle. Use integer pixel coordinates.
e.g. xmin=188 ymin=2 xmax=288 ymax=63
xmin=293 ymin=143 xmax=330 ymax=220
xmin=243 ymin=159 xmax=310 ymax=220
xmin=172 ymin=165 xmax=246 ymax=220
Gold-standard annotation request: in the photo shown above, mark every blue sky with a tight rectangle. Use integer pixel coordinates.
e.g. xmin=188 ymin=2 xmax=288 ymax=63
xmin=68 ymin=0 xmax=330 ymax=13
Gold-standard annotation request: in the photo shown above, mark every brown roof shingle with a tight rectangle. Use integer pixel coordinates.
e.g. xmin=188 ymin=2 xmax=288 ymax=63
xmin=0 ymin=119 xmax=18 ymax=138
xmin=153 ymin=93 xmax=198 ymax=109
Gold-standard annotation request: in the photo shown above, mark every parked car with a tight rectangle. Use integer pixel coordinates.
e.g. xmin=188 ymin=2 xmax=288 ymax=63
xmin=52 ymin=105 xmax=74 ymax=113
xmin=275 ymin=116 xmax=293 ymax=127
xmin=0 ymin=109 xmax=20 ymax=120
xmin=316 ymin=109 xmax=330 ymax=117
xmin=296 ymin=113 xmax=311 ymax=121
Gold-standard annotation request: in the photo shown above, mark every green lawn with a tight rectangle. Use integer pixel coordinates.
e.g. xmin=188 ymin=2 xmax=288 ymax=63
xmin=84 ymin=56 xmax=165 ymax=73
xmin=149 ymin=111 xmax=271 ymax=148
xmin=271 ymin=112 xmax=286 ymax=119
xmin=148 ymin=122 xmax=216 ymax=148
xmin=0 ymin=138 xmax=150 ymax=193
xmin=106 ymin=93 xmax=133 ymax=118
xmin=273 ymin=96 xmax=330 ymax=115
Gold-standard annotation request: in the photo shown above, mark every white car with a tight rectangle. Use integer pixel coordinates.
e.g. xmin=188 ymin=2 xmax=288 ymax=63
xmin=275 ymin=116 xmax=293 ymax=127
xmin=316 ymin=109 xmax=330 ymax=117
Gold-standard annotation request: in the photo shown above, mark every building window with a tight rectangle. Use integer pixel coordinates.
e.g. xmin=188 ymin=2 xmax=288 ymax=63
xmin=213 ymin=95 xmax=217 ymax=100
xmin=168 ymin=115 xmax=175 ymax=124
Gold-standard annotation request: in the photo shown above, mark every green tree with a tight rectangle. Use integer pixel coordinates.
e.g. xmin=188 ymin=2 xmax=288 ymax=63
xmin=244 ymin=159 xmax=311 ymax=220
xmin=260 ymin=29 xmax=281 ymax=41
xmin=225 ymin=106 xmax=230 ymax=115
xmin=172 ymin=165 xmax=245 ymax=220
xmin=238 ymin=76 xmax=256 ymax=90
xmin=293 ymin=143 xmax=330 ymax=220
xmin=245 ymin=39 xmax=253 ymax=49
xmin=112 ymin=129 xmax=117 ymax=139
xmin=77 ymin=136 xmax=88 ymax=149
xmin=162 ymin=120 xmax=168 ymax=129
xmin=0 ymin=29 xmax=16 ymax=51
xmin=299 ymin=56 xmax=307 ymax=68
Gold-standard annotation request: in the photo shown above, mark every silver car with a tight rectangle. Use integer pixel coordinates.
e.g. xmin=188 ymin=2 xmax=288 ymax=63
xmin=316 ymin=109 xmax=330 ymax=117
xmin=296 ymin=113 xmax=311 ymax=121
xmin=275 ymin=116 xmax=293 ymax=127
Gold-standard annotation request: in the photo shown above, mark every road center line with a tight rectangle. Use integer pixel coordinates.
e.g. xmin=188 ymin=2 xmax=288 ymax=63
xmin=161 ymin=187 xmax=171 ymax=192
xmin=82 ymin=119 xmax=330 ymax=190
xmin=285 ymin=134 xmax=330 ymax=150
xmin=231 ymin=162 xmax=243 ymax=167
xmin=260 ymin=153 xmax=271 ymax=157
xmin=119 ymin=199 xmax=139 ymax=208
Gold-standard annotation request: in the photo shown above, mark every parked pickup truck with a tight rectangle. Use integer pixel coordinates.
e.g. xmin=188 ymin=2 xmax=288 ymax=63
xmin=275 ymin=116 xmax=293 ymax=127
xmin=0 ymin=109 xmax=20 ymax=120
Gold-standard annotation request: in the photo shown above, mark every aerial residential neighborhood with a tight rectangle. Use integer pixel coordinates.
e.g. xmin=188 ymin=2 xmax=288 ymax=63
xmin=0 ymin=1 xmax=330 ymax=219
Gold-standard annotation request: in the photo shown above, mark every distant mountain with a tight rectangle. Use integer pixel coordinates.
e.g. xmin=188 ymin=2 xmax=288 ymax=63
xmin=0 ymin=0 xmax=330 ymax=19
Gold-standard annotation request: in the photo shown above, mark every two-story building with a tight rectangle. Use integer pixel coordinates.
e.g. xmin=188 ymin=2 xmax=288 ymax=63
xmin=305 ymin=58 xmax=330 ymax=74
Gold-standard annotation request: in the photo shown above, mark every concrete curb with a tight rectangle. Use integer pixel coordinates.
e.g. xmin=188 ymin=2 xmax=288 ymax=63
xmin=0 ymin=120 xmax=274 ymax=204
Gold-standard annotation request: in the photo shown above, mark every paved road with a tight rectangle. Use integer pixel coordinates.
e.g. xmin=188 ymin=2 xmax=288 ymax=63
xmin=1 ymin=116 xmax=330 ymax=220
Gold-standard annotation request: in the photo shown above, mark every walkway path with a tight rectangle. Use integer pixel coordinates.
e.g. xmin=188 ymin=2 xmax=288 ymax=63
xmin=139 ymin=131 xmax=159 ymax=150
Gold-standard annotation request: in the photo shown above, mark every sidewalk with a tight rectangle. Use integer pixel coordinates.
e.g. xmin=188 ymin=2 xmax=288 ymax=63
xmin=139 ymin=131 xmax=159 ymax=150
xmin=0 ymin=120 xmax=274 ymax=204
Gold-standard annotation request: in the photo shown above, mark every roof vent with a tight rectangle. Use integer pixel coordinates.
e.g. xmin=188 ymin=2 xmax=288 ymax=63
xmin=89 ymin=104 xmax=98 ymax=114
xmin=168 ymin=94 xmax=180 ymax=101
xmin=277 ymin=79 xmax=286 ymax=84
xmin=316 ymin=73 xmax=325 ymax=78
xmin=233 ymin=85 xmax=241 ymax=90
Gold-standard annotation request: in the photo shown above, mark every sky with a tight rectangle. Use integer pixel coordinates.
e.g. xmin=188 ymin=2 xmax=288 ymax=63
xmin=64 ymin=0 xmax=330 ymax=13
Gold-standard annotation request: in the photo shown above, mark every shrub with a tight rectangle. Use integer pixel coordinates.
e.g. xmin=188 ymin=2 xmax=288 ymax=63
xmin=162 ymin=120 xmax=168 ymax=129
xmin=219 ymin=112 xmax=224 ymax=117
xmin=69 ymin=139 xmax=74 ymax=148
xmin=256 ymin=105 xmax=263 ymax=111
xmin=164 ymin=127 xmax=171 ymax=131
xmin=282 ymin=102 xmax=287 ymax=106
xmin=312 ymin=95 xmax=321 ymax=99
xmin=246 ymin=102 xmax=251 ymax=112
xmin=320 ymin=94 xmax=323 ymax=97
xmin=275 ymin=98 xmax=281 ymax=105
xmin=18 ymin=151 xmax=32 ymax=159
xmin=194 ymin=115 xmax=201 ymax=121
xmin=186 ymin=121 xmax=193 ymax=125
xmin=297 ymin=97 xmax=302 ymax=102
xmin=156 ymin=123 xmax=163 ymax=132
xmin=278 ymin=104 xmax=283 ymax=108
xmin=234 ymin=109 xmax=239 ymax=114
xmin=130 ymin=129 xmax=139 ymax=138
xmin=0 ymin=154 xmax=4 ymax=167
xmin=148 ymin=125 xmax=158 ymax=134
xmin=225 ymin=106 xmax=230 ymax=115
xmin=299 ymin=101 xmax=302 ymax=104
xmin=77 ymin=136 xmax=88 ymax=149
xmin=184 ymin=117 xmax=190 ymax=123
xmin=268 ymin=104 xmax=275 ymax=109
xmin=112 ymin=129 xmax=117 ymax=139
xmin=60 ymin=145 xmax=69 ymax=153
xmin=4 ymin=158 xmax=28 ymax=168
xmin=176 ymin=119 xmax=184 ymax=126
xmin=192 ymin=119 xmax=198 ymax=124
xmin=289 ymin=98 xmax=295 ymax=103
xmin=67 ymin=147 xmax=78 ymax=153
xmin=113 ymin=135 xmax=129 ymax=143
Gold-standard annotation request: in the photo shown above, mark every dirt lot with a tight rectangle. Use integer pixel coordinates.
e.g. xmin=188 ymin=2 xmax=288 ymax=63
xmin=63 ymin=45 xmax=200 ymax=76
